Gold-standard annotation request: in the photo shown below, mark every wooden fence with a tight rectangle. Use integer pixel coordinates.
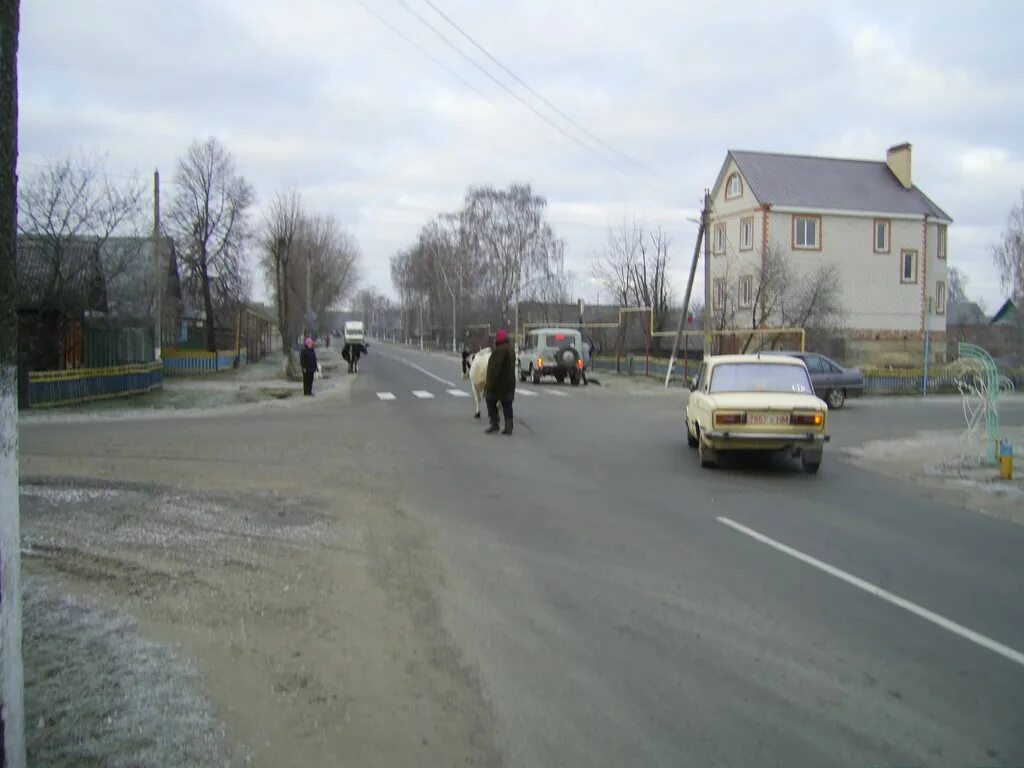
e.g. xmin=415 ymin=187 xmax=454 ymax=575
xmin=27 ymin=362 xmax=163 ymax=408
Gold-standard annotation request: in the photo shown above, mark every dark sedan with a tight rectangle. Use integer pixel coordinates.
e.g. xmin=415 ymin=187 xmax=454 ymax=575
xmin=763 ymin=351 xmax=864 ymax=408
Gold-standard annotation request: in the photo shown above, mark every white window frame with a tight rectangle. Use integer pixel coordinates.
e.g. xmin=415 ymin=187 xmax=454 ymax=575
xmin=935 ymin=281 xmax=946 ymax=314
xmin=739 ymin=275 xmax=754 ymax=309
xmin=739 ymin=217 xmax=754 ymax=251
xmin=900 ymin=249 xmax=918 ymax=283
xmin=713 ymin=223 xmax=725 ymax=255
xmin=873 ymin=219 xmax=890 ymax=253
xmin=793 ymin=215 xmax=820 ymax=250
xmin=937 ymin=224 xmax=947 ymax=259
xmin=713 ymin=278 xmax=726 ymax=309
xmin=726 ymin=173 xmax=742 ymax=200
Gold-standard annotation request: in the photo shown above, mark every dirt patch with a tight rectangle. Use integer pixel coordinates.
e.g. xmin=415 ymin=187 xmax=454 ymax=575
xmin=840 ymin=427 xmax=1024 ymax=524
xmin=24 ymin=576 xmax=244 ymax=767
xmin=21 ymin=480 xmax=502 ymax=767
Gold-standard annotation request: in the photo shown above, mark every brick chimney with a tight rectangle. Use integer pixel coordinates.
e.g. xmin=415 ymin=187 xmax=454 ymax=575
xmin=886 ymin=143 xmax=912 ymax=189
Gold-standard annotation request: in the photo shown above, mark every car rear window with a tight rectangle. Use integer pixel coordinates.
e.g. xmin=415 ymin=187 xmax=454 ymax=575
xmin=544 ymin=333 xmax=573 ymax=347
xmin=709 ymin=363 xmax=812 ymax=394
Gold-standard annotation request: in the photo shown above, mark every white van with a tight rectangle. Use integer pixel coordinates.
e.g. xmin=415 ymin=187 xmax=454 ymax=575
xmin=344 ymin=321 xmax=365 ymax=345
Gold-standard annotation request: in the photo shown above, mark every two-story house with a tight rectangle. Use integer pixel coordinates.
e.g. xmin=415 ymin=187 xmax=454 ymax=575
xmin=707 ymin=143 xmax=952 ymax=365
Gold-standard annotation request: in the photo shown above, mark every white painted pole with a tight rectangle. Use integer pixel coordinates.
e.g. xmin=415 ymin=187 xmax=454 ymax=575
xmin=1 ymin=3 xmax=27 ymax=764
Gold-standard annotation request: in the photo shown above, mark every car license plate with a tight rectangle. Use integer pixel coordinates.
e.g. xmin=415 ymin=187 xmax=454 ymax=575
xmin=748 ymin=413 xmax=789 ymax=425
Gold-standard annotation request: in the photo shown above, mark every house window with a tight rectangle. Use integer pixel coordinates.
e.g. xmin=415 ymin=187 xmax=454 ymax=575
xmin=739 ymin=217 xmax=754 ymax=251
xmin=726 ymin=173 xmax=742 ymax=200
xmin=937 ymin=225 xmax=947 ymax=259
xmin=739 ymin=275 xmax=754 ymax=309
xmin=900 ymin=249 xmax=918 ymax=283
xmin=713 ymin=278 xmax=726 ymax=310
xmin=793 ymin=215 xmax=820 ymax=249
xmin=874 ymin=219 xmax=890 ymax=253
xmin=713 ymin=223 xmax=725 ymax=255
xmin=935 ymin=281 xmax=946 ymax=314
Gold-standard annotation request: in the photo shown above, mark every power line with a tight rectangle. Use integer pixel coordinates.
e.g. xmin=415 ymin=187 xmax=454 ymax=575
xmin=418 ymin=0 xmax=654 ymax=175
xmin=352 ymin=0 xmax=495 ymax=104
xmin=392 ymin=0 xmax=633 ymax=176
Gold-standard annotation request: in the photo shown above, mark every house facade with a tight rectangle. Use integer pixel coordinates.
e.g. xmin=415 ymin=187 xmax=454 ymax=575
xmin=708 ymin=144 xmax=952 ymax=365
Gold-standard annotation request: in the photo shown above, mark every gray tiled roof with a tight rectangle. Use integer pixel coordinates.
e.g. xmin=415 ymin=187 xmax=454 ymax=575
xmin=726 ymin=150 xmax=952 ymax=220
xmin=16 ymin=237 xmax=108 ymax=313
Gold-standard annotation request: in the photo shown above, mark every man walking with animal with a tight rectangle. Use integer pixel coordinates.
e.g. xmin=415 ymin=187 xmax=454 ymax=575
xmin=485 ymin=328 xmax=515 ymax=435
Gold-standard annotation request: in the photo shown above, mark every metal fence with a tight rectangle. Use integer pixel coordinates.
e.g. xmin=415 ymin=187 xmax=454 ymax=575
xmin=27 ymin=362 xmax=163 ymax=408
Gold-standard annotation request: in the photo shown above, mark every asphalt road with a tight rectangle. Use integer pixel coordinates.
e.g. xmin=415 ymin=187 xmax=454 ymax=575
xmin=22 ymin=343 xmax=1024 ymax=767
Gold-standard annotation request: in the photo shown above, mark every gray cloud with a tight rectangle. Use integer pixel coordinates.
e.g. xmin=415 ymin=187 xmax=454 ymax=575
xmin=17 ymin=0 xmax=1024 ymax=307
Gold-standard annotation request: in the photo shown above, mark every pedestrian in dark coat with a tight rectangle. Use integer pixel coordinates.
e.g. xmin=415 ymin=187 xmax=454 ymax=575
xmin=300 ymin=337 xmax=318 ymax=396
xmin=485 ymin=328 xmax=516 ymax=434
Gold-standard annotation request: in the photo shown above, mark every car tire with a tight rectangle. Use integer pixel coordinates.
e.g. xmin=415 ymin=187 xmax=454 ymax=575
xmin=698 ymin=432 xmax=717 ymax=468
xmin=532 ymin=367 xmax=541 ymax=385
xmin=801 ymin=451 xmax=822 ymax=474
xmin=825 ymin=388 xmax=845 ymax=409
xmin=686 ymin=421 xmax=698 ymax=448
xmin=518 ymin=362 xmax=528 ymax=383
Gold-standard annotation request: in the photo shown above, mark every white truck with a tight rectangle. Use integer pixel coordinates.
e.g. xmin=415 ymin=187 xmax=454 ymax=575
xmin=343 ymin=321 xmax=365 ymax=345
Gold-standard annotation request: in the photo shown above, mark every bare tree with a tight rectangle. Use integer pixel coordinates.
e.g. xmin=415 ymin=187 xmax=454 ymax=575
xmin=168 ymin=138 xmax=254 ymax=352
xmin=590 ymin=220 xmax=642 ymax=307
xmin=17 ymin=156 xmax=146 ymax=314
xmin=0 ymin=3 xmax=26 ymax=765
xmin=302 ymin=213 xmax=360 ymax=325
xmin=991 ymin=189 xmax=1024 ymax=298
xmin=260 ymin=191 xmax=303 ymax=374
xmin=947 ymin=266 xmax=969 ymax=306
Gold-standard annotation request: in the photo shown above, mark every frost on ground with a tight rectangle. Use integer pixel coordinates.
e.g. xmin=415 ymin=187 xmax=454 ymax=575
xmin=24 ymin=576 xmax=245 ymax=768
xmin=841 ymin=426 xmax=1024 ymax=524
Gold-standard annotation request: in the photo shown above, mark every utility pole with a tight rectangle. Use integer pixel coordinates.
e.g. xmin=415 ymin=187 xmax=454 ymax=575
xmin=0 ymin=2 xmax=26 ymax=765
xmin=419 ymin=301 xmax=424 ymax=350
xmin=702 ymin=189 xmax=712 ymax=358
xmin=438 ymin=262 xmax=457 ymax=354
xmin=665 ymin=206 xmax=706 ymax=387
xmin=152 ymin=169 xmax=162 ymax=360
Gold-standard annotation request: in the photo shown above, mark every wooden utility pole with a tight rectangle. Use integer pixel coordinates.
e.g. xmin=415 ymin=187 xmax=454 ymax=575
xmin=664 ymin=201 xmax=706 ymax=387
xmin=152 ymin=169 xmax=162 ymax=359
xmin=0 ymin=2 xmax=26 ymax=766
xmin=702 ymin=190 xmax=712 ymax=357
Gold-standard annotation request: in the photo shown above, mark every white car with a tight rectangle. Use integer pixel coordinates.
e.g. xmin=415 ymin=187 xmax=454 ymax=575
xmin=516 ymin=328 xmax=592 ymax=385
xmin=685 ymin=354 xmax=830 ymax=473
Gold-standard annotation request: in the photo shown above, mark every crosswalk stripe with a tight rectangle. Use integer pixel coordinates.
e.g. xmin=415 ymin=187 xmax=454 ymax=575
xmin=412 ymin=390 xmax=434 ymax=399
xmin=546 ymin=390 xmax=569 ymax=397
xmin=517 ymin=390 xmax=537 ymax=397
xmin=447 ymin=389 xmax=470 ymax=398
xmin=376 ymin=392 xmax=396 ymax=401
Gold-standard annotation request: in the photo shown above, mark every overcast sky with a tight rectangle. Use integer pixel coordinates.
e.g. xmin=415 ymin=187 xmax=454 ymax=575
xmin=17 ymin=0 xmax=1024 ymax=310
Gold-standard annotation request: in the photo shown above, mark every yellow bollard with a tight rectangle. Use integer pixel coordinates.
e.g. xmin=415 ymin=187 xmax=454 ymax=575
xmin=998 ymin=440 xmax=1014 ymax=481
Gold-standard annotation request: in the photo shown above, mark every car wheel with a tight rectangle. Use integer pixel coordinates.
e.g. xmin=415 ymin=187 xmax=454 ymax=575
xmin=518 ymin=362 xmax=528 ymax=383
xmin=826 ymin=388 xmax=845 ymax=409
xmin=686 ymin=421 xmax=698 ymax=448
xmin=698 ymin=432 xmax=717 ymax=468
xmin=801 ymin=451 xmax=822 ymax=474
xmin=532 ymin=367 xmax=541 ymax=385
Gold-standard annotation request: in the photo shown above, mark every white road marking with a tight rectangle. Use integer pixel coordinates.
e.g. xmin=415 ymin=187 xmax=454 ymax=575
xmin=717 ymin=516 xmax=1024 ymax=669
xmin=447 ymin=389 xmax=470 ymax=398
xmin=516 ymin=390 xmax=537 ymax=397
xmin=376 ymin=352 xmax=456 ymax=387
xmin=376 ymin=392 xmax=396 ymax=401
xmin=546 ymin=389 xmax=569 ymax=397
xmin=412 ymin=390 xmax=434 ymax=399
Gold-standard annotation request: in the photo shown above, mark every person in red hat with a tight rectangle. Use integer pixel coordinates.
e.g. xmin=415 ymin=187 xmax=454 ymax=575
xmin=300 ymin=337 xmax=318 ymax=396
xmin=485 ymin=328 xmax=516 ymax=434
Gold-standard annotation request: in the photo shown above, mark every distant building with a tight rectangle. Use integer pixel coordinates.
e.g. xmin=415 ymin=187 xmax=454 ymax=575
xmin=708 ymin=143 xmax=952 ymax=365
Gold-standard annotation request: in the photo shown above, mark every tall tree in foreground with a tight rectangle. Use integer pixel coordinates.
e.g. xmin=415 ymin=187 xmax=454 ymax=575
xmin=991 ymin=189 xmax=1024 ymax=299
xmin=260 ymin=191 xmax=303 ymax=375
xmin=0 ymin=1 xmax=26 ymax=765
xmin=168 ymin=138 xmax=254 ymax=352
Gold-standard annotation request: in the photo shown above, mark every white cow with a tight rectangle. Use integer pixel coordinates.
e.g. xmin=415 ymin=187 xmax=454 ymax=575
xmin=468 ymin=347 xmax=492 ymax=418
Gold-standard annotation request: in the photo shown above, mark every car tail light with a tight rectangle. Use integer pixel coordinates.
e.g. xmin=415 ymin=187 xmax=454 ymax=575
xmin=537 ymin=358 xmax=544 ymax=368
xmin=792 ymin=412 xmax=824 ymax=427
xmin=714 ymin=412 xmax=746 ymax=426
xmin=576 ymin=359 xmax=584 ymax=369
